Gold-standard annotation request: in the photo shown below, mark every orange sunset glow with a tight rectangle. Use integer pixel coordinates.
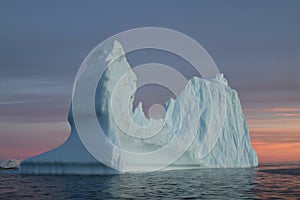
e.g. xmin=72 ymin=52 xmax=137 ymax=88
xmin=245 ymin=107 xmax=300 ymax=164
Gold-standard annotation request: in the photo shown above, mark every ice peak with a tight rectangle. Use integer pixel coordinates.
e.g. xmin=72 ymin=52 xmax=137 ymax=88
xmin=103 ymin=40 xmax=126 ymax=64
xmin=110 ymin=40 xmax=123 ymax=51
xmin=207 ymin=73 xmax=228 ymax=86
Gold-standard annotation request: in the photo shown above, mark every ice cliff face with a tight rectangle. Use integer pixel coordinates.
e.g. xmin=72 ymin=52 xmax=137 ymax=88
xmin=20 ymin=41 xmax=258 ymax=174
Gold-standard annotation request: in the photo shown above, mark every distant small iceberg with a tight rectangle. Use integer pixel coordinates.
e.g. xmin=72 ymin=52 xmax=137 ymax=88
xmin=0 ymin=159 xmax=22 ymax=170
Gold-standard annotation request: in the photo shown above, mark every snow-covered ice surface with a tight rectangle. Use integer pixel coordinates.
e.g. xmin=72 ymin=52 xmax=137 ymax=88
xmin=20 ymin=41 xmax=258 ymax=175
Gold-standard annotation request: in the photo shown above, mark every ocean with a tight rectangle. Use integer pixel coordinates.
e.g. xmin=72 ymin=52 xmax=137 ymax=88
xmin=0 ymin=164 xmax=299 ymax=199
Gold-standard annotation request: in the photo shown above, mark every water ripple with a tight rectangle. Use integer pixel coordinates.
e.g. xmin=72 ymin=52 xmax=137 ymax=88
xmin=0 ymin=165 xmax=299 ymax=199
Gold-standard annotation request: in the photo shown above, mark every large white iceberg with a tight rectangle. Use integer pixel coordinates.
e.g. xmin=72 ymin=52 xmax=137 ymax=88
xmin=20 ymin=41 xmax=258 ymax=174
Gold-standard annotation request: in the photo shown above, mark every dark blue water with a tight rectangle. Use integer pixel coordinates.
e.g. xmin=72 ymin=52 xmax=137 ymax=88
xmin=0 ymin=165 xmax=299 ymax=199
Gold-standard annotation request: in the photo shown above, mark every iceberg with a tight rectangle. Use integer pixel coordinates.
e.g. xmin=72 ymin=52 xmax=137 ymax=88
xmin=0 ymin=159 xmax=22 ymax=169
xmin=20 ymin=41 xmax=258 ymax=175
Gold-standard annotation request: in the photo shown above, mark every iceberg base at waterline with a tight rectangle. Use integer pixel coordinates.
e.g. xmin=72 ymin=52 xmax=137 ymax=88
xmin=20 ymin=41 xmax=258 ymax=175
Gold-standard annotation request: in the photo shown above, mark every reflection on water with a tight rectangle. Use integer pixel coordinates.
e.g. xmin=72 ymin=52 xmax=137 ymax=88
xmin=0 ymin=165 xmax=299 ymax=199
xmin=254 ymin=165 xmax=300 ymax=199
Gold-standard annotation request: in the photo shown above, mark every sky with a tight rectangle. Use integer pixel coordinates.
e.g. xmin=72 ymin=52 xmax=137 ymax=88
xmin=0 ymin=0 xmax=300 ymax=164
